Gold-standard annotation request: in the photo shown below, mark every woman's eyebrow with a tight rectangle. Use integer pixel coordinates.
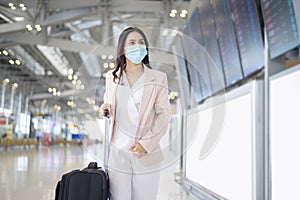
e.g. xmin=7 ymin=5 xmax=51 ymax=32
xmin=127 ymin=39 xmax=144 ymax=42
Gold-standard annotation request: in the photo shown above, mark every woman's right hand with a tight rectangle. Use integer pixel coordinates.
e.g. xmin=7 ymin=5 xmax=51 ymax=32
xmin=99 ymin=103 xmax=112 ymax=118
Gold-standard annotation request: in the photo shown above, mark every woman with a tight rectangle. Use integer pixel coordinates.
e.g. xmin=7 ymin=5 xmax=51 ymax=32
xmin=100 ymin=27 xmax=172 ymax=200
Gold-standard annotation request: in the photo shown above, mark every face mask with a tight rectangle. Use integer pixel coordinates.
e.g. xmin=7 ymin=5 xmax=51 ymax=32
xmin=124 ymin=45 xmax=147 ymax=64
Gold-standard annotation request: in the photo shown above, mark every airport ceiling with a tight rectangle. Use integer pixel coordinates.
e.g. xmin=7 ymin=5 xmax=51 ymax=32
xmin=0 ymin=0 xmax=189 ymax=120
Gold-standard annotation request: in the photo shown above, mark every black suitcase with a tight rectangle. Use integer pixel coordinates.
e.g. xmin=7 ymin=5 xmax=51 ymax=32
xmin=55 ymin=162 xmax=109 ymax=200
xmin=55 ymin=109 xmax=110 ymax=200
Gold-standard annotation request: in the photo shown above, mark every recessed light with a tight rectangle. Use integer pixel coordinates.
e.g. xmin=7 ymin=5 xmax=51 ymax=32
xmin=181 ymin=10 xmax=188 ymax=15
xmin=169 ymin=13 xmax=176 ymax=18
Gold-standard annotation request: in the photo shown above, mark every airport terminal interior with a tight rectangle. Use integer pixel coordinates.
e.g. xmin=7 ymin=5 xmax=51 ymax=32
xmin=1 ymin=0 xmax=300 ymax=199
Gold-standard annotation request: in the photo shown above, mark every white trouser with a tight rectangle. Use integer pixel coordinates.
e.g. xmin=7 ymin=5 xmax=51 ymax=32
xmin=108 ymin=146 xmax=161 ymax=200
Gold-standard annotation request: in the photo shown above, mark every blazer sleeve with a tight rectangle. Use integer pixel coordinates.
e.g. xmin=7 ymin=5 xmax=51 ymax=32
xmin=138 ymin=74 xmax=172 ymax=153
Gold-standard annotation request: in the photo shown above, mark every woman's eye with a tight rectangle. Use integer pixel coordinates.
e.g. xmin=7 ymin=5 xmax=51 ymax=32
xmin=128 ymin=41 xmax=135 ymax=45
xmin=139 ymin=41 xmax=145 ymax=45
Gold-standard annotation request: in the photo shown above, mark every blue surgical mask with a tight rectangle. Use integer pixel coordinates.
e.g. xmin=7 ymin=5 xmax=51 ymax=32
xmin=124 ymin=45 xmax=148 ymax=64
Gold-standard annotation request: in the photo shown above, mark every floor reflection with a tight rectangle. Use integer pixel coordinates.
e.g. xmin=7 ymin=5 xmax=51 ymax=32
xmin=0 ymin=144 xmax=194 ymax=200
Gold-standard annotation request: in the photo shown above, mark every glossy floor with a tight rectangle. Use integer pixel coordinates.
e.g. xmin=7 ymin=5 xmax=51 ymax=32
xmin=0 ymin=144 xmax=195 ymax=200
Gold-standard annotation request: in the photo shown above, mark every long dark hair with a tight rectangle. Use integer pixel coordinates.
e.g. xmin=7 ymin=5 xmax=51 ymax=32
xmin=112 ymin=27 xmax=151 ymax=83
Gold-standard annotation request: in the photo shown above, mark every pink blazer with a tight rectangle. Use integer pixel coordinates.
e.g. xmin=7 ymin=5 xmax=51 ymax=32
xmin=103 ymin=66 xmax=172 ymax=166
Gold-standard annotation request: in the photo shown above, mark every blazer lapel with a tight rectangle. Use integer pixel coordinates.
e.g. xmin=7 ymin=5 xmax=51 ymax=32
xmin=136 ymin=66 xmax=155 ymax=137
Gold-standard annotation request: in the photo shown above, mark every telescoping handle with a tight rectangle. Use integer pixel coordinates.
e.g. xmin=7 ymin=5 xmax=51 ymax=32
xmin=103 ymin=109 xmax=109 ymax=172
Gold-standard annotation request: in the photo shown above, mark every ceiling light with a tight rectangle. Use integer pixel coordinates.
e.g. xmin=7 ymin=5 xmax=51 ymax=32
xmin=162 ymin=29 xmax=169 ymax=36
xmin=103 ymin=63 xmax=109 ymax=69
xmin=14 ymin=17 xmax=25 ymax=22
xmin=73 ymin=75 xmax=78 ymax=80
xmin=9 ymin=60 xmax=14 ymax=65
xmin=171 ymin=9 xmax=177 ymax=14
xmin=8 ymin=3 xmax=14 ymax=7
xmin=57 ymin=91 xmax=61 ymax=96
xmin=68 ymin=75 xmax=72 ymax=80
xmin=181 ymin=10 xmax=188 ymax=15
xmin=68 ymin=68 xmax=73 ymax=75
xmin=35 ymin=24 xmax=42 ymax=32
xmin=101 ymin=55 xmax=107 ymax=60
xmin=180 ymin=13 xmax=186 ymax=18
xmin=19 ymin=3 xmax=25 ymax=7
xmin=15 ymin=60 xmax=21 ymax=65
xmin=72 ymin=80 xmax=77 ymax=85
xmin=169 ymin=13 xmax=176 ymax=18
xmin=3 ymin=50 xmax=8 ymax=56
xmin=109 ymin=63 xmax=114 ymax=69
xmin=36 ymin=27 xmax=42 ymax=32
xmin=26 ymin=24 xmax=33 ymax=31
xmin=80 ymin=85 xmax=85 ymax=90
xmin=171 ymin=30 xmax=178 ymax=37
xmin=108 ymin=55 xmax=114 ymax=60
xmin=52 ymin=88 xmax=56 ymax=92
xmin=48 ymin=88 xmax=52 ymax=93
xmin=4 ymin=78 xmax=10 ymax=83
xmin=63 ymin=68 xmax=68 ymax=74
xmin=13 ymin=83 xmax=18 ymax=88
xmin=11 ymin=6 xmax=16 ymax=10
xmin=21 ymin=7 xmax=27 ymax=11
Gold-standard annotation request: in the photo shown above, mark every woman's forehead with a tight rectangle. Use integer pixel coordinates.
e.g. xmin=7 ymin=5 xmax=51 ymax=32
xmin=126 ymin=31 xmax=144 ymax=40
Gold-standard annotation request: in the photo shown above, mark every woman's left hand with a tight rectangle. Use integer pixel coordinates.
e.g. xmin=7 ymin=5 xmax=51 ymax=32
xmin=129 ymin=143 xmax=147 ymax=157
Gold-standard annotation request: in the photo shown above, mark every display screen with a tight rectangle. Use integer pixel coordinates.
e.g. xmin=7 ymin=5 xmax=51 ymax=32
xmin=230 ymin=0 xmax=264 ymax=76
xmin=174 ymin=37 xmax=191 ymax=109
xmin=211 ymin=0 xmax=243 ymax=86
xmin=182 ymin=25 xmax=203 ymax=103
xmin=187 ymin=8 xmax=212 ymax=100
xmin=188 ymin=7 xmax=205 ymax=45
xmin=270 ymin=65 xmax=300 ymax=200
xmin=198 ymin=0 xmax=225 ymax=93
xmin=186 ymin=86 xmax=253 ymax=200
xmin=261 ymin=0 xmax=300 ymax=58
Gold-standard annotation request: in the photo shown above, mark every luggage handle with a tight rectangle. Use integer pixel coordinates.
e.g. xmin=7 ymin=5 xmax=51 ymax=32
xmin=103 ymin=109 xmax=109 ymax=172
xmin=88 ymin=162 xmax=98 ymax=169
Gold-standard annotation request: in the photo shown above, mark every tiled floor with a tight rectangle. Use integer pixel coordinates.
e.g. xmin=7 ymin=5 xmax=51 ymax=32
xmin=0 ymin=143 xmax=195 ymax=200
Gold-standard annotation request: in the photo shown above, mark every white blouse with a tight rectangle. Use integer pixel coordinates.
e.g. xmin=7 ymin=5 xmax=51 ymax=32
xmin=111 ymin=72 xmax=145 ymax=151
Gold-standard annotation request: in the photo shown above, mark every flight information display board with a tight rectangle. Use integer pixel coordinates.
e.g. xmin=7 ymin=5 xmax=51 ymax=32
xmin=230 ymin=0 xmax=264 ymax=76
xmin=187 ymin=8 xmax=212 ymax=100
xmin=188 ymin=7 xmax=204 ymax=45
xmin=211 ymin=0 xmax=243 ymax=86
xmin=198 ymin=0 xmax=225 ymax=93
xmin=182 ymin=25 xmax=203 ymax=103
xmin=174 ymin=38 xmax=191 ymax=109
xmin=261 ymin=0 xmax=300 ymax=58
